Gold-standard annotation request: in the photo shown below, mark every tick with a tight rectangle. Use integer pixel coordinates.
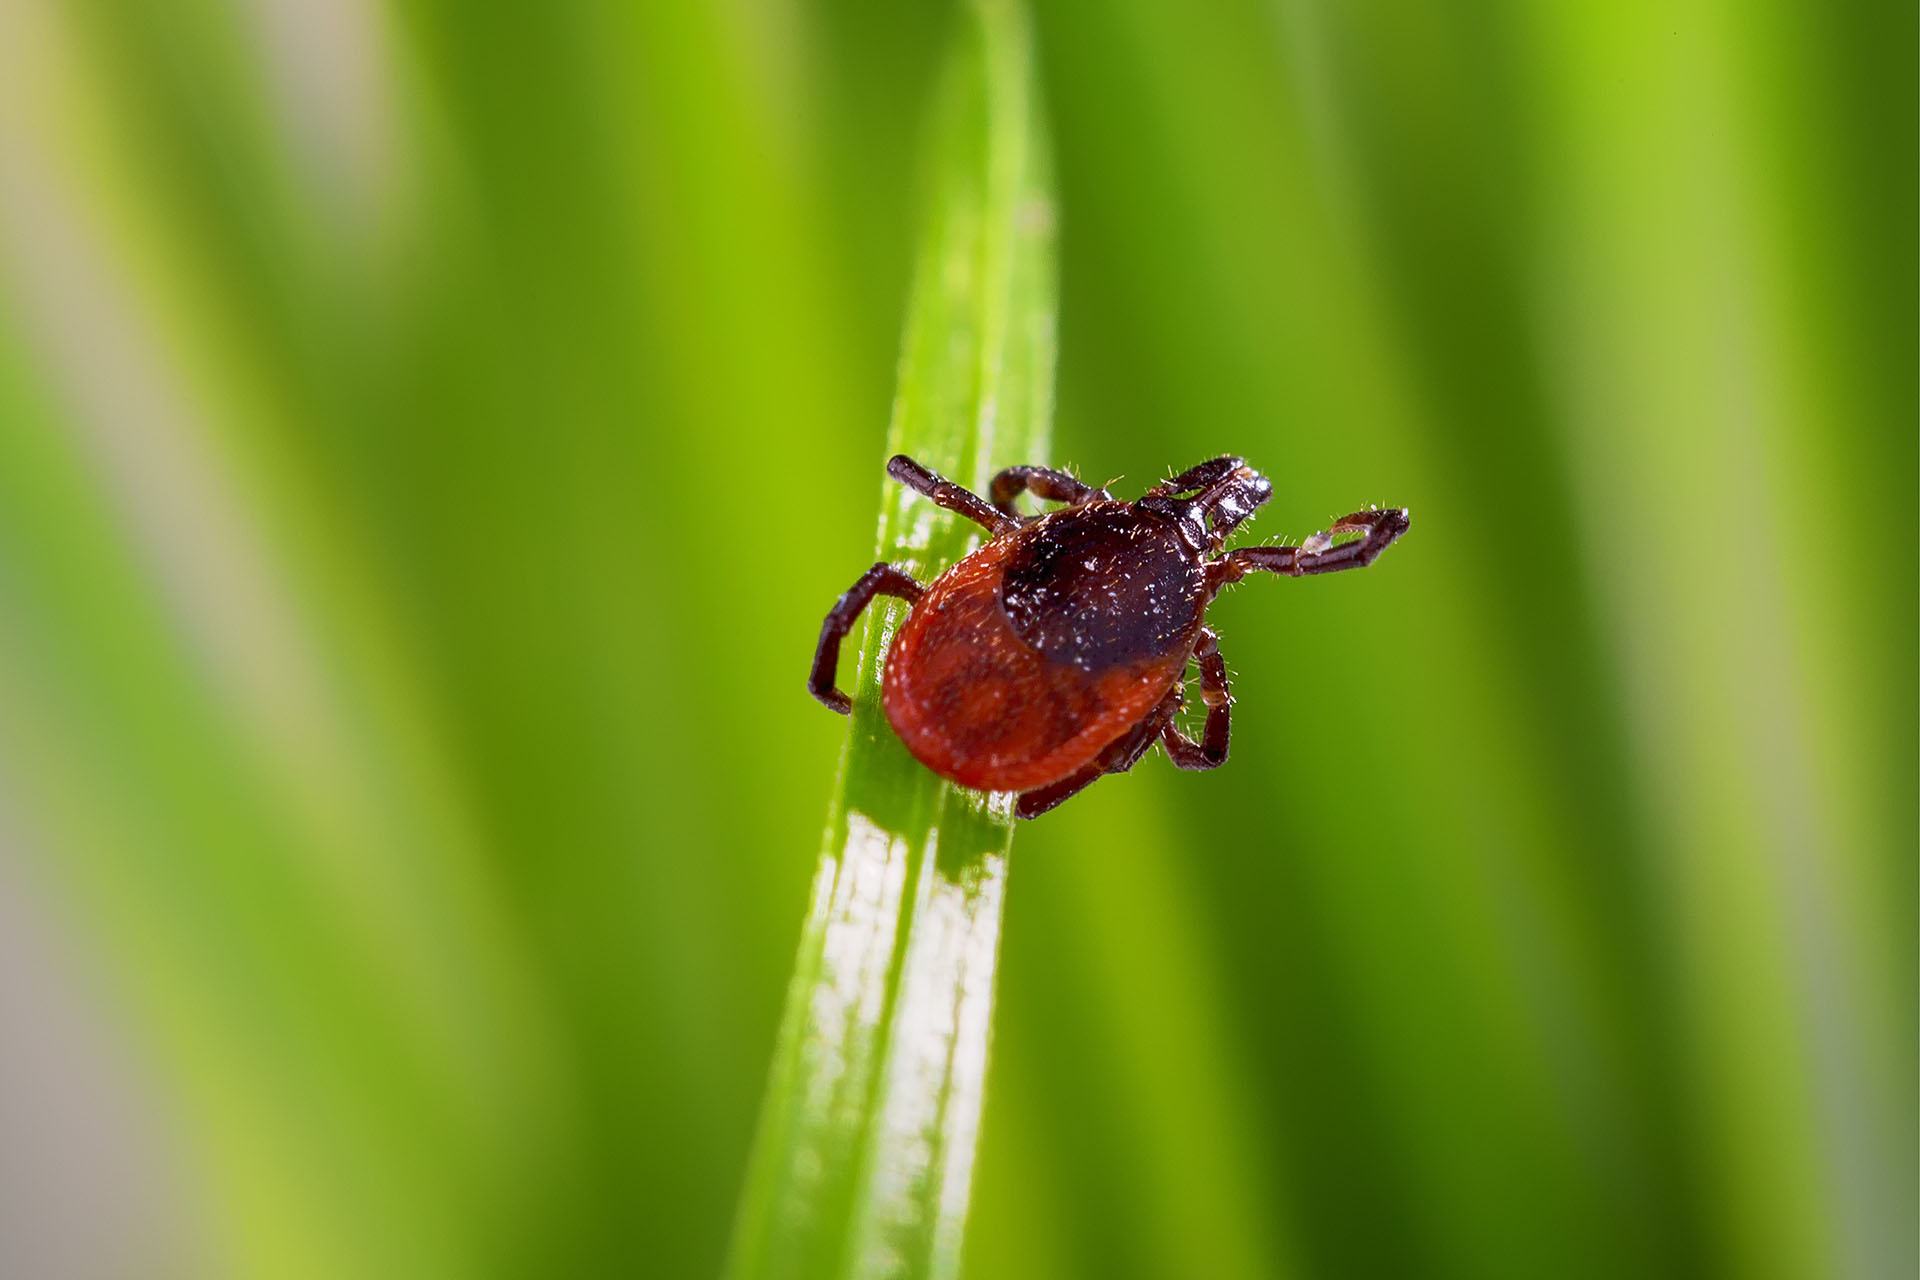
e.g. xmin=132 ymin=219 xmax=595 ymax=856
xmin=809 ymin=454 xmax=1410 ymax=819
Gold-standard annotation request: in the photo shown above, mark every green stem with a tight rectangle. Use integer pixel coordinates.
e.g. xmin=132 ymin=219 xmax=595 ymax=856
xmin=725 ymin=5 xmax=1054 ymax=1278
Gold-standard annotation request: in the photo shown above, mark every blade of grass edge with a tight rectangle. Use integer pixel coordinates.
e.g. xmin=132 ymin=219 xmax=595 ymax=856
xmin=724 ymin=4 xmax=1053 ymax=1279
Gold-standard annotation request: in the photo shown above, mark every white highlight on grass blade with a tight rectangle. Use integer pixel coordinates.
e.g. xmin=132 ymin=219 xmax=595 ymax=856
xmin=845 ymin=802 xmax=1009 ymax=1280
xmin=796 ymin=814 xmax=914 ymax=1204
xmin=729 ymin=798 xmax=1016 ymax=1280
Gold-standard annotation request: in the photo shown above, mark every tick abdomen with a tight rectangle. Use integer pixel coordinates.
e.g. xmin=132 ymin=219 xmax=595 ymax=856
xmin=880 ymin=519 xmax=1192 ymax=792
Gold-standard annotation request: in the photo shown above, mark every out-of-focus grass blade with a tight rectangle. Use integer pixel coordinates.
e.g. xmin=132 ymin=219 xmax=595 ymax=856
xmin=724 ymin=3 xmax=1053 ymax=1278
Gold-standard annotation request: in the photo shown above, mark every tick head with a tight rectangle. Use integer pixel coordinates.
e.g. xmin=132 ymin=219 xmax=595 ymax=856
xmin=1195 ymin=465 xmax=1271 ymax=547
xmin=1138 ymin=456 xmax=1273 ymax=551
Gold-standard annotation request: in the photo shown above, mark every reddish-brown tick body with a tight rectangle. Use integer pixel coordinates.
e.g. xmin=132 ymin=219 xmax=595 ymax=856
xmin=810 ymin=454 xmax=1409 ymax=818
xmin=883 ymin=503 xmax=1203 ymax=793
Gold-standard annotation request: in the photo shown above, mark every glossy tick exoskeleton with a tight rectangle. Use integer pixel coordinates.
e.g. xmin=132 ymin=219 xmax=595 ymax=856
xmin=810 ymin=454 xmax=1410 ymax=819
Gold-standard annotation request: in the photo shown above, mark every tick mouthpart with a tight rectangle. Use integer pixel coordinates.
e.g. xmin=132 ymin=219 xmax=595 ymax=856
xmin=1194 ymin=466 xmax=1273 ymax=545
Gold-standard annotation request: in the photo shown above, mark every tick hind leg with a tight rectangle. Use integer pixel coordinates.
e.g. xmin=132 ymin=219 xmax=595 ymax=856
xmin=1161 ymin=627 xmax=1230 ymax=770
xmin=1213 ymin=506 xmax=1410 ymax=582
xmin=1013 ymin=626 xmax=1234 ymax=817
xmin=1015 ymin=705 xmax=1169 ymax=820
xmin=809 ymin=562 xmax=923 ymax=714
xmin=887 ymin=455 xmax=1011 ymax=535
xmin=1015 ymin=642 xmax=1217 ymax=819
xmin=989 ymin=465 xmax=1107 ymax=519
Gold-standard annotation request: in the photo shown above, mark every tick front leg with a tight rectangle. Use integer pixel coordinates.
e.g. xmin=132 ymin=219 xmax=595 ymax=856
xmin=989 ymin=465 xmax=1107 ymax=518
xmin=1162 ymin=626 xmax=1230 ymax=770
xmin=809 ymin=562 xmax=924 ymax=714
xmin=1146 ymin=455 xmax=1244 ymax=497
xmin=887 ymin=455 xmax=1012 ymax=535
xmin=1213 ymin=506 xmax=1410 ymax=583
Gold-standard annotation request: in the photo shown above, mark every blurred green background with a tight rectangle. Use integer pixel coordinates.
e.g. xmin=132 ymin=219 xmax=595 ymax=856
xmin=0 ymin=0 xmax=1911 ymax=1278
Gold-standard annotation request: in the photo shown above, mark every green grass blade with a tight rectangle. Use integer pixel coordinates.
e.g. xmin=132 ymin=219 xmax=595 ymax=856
xmin=724 ymin=4 xmax=1053 ymax=1278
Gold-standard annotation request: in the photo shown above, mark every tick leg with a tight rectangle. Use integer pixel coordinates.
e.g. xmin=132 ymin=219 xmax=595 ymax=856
xmin=1015 ymin=763 xmax=1103 ymax=820
xmin=989 ymin=465 xmax=1106 ymax=518
xmin=1014 ymin=690 xmax=1180 ymax=820
xmin=1161 ymin=627 xmax=1230 ymax=770
xmin=1146 ymin=455 xmax=1245 ymax=497
xmin=809 ymin=562 xmax=924 ymax=714
xmin=1212 ymin=506 xmax=1410 ymax=584
xmin=887 ymin=455 xmax=1011 ymax=535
